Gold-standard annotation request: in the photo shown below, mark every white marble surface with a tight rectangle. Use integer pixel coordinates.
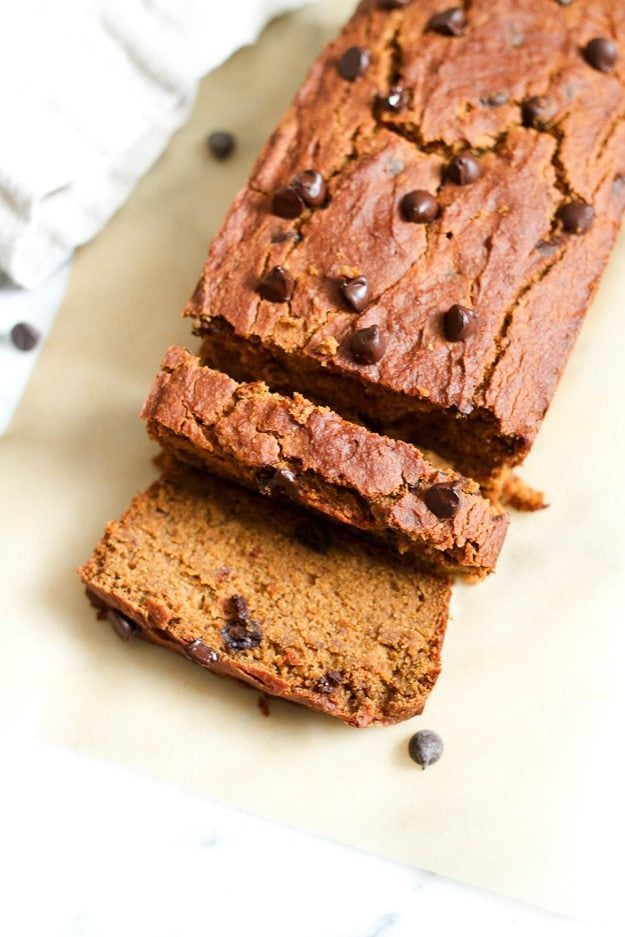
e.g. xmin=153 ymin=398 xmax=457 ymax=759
xmin=0 ymin=734 xmax=589 ymax=937
xmin=0 ymin=260 xmax=72 ymax=435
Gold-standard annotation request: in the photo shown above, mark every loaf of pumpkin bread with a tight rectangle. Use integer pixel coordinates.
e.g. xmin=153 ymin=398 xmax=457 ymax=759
xmin=186 ymin=0 xmax=625 ymax=478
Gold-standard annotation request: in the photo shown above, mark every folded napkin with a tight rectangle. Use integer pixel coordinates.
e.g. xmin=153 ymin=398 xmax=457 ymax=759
xmin=0 ymin=0 xmax=305 ymax=288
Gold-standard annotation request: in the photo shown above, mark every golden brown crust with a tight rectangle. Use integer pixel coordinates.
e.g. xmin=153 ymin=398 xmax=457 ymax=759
xmin=185 ymin=0 xmax=625 ymax=476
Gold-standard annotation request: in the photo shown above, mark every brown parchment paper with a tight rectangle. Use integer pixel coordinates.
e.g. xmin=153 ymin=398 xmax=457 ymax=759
xmin=1 ymin=3 xmax=624 ymax=924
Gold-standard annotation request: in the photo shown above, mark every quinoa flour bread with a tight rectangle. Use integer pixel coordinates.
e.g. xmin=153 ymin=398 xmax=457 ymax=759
xmin=141 ymin=346 xmax=508 ymax=578
xmin=185 ymin=0 xmax=625 ymax=480
xmin=78 ymin=461 xmax=451 ymax=727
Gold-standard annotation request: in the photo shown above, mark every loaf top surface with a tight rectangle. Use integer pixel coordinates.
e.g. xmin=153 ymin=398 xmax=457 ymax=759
xmin=79 ymin=461 xmax=450 ymax=727
xmin=187 ymin=0 xmax=625 ymax=444
xmin=142 ymin=346 xmax=508 ymax=575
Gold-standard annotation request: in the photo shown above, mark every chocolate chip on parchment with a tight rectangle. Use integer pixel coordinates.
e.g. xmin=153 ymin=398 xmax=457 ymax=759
xmin=408 ymin=730 xmax=444 ymax=768
xmin=207 ymin=131 xmax=236 ymax=160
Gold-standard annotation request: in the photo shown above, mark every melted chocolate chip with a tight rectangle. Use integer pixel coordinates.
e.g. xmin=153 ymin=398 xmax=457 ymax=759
xmin=314 ymin=671 xmax=342 ymax=694
xmin=428 ymin=7 xmax=466 ymax=37
xmin=221 ymin=595 xmax=262 ymax=652
xmin=272 ymin=185 xmax=305 ymax=219
xmin=339 ymin=46 xmax=371 ymax=81
xmin=443 ymin=304 xmax=476 ymax=341
xmin=106 ymin=608 xmax=139 ymax=642
xmin=294 ymin=521 xmax=332 ymax=554
xmin=183 ymin=639 xmax=219 ymax=665
xmin=256 ymin=466 xmax=299 ymax=498
xmin=207 ymin=131 xmax=236 ymax=160
xmin=559 ymin=201 xmax=595 ymax=234
xmin=584 ymin=37 xmax=618 ymax=73
xmin=481 ymin=91 xmax=508 ymax=108
xmin=378 ymin=85 xmax=408 ymax=112
xmin=446 ymin=153 xmax=480 ymax=186
xmin=10 ymin=322 xmax=40 ymax=352
xmin=522 ymin=95 xmax=557 ymax=130
xmin=349 ymin=324 xmax=387 ymax=365
xmin=271 ymin=230 xmax=300 ymax=244
xmin=401 ymin=190 xmax=440 ymax=223
xmin=257 ymin=266 xmax=294 ymax=302
xmin=424 ymin=483 xmax=461 ymax=519
xmin=340 ymin=275 xmax=370 ymax=312
xmin=293 ymin=170 xmax=326 ymax=206
xmin=378 ymin=0 xmax=410 ymax=8
xmin=408 ymin=730 xmax=444 ymax=768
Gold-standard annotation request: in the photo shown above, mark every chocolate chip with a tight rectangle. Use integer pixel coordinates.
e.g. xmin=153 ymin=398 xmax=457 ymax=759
xmin=221 ymin=595 xmax=262 ymax=652
xmin=536 ymin=236 xmax=563 ymax=255
xmin=400 ymin=190 xmax=440 ymax=223
xmin=408 ymin=730 xmax=444 ymax=768
xmin=256 ymin=466 xmax=299 ymax=498
xmin=613 ymin=173 xmax=625 ymax=194
xmin=106 ymin=608 xmax=139 ymax=641
xmin=271 ymin=230 xmax=300 ymax=244
xmin=443 ymin=304 xmax=475 ymax=341
xmin=339 ymin=46 xmax=370 ymax=81
xmin=584 ymin=37 xmax=617 ymax=73
xmin=424 ymin=483 xmax=461 ymax=519
xmin=378 ymin=85 xmax=408 ymax=112
xmin=481 ymin=91 xmax=508 ymax=108
xmin=522 ymin=95 xmax=557 ymax=130
xmin=428 ymin=8 xmax=467 ymax=37
xmin=446 ymin=153 xmax=480 ymax=186
xmin=559 ymin=201 xmax=594 ymax=234
xmin=340 ymin=275 xmax=370 ymax=312
xmin=294 ymin=521 xmax=332 ymax=554
xmin=349 ymin=324 xmax=387 ymax=365
xmin=314 ymin=671 xmax=342 ymax=694
xmin=293 ymin=170 xmax=326 ymax=207
xmin=378 ymin=0 xmax=409 ymax=8
xmin=272 ymin=185 xmax=305 ymax=219
xmin=556 ymin=0 xmax=574 ymax=5
xmin=257 ymin=266 xmax=294 ymax=302
xmin=10 ymin=322 xmax=40 ymax=352
xmin=207 ymin=131 xmax=236 ymax=160
xmin=183 ymin=639 xmax=219 ymax=665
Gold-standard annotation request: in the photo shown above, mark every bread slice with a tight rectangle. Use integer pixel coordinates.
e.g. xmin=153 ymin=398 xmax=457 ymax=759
xmin=141 ymin=347 xmax=508 ymax=578
xmin=78 ymin=460 xmax=450 ymax=727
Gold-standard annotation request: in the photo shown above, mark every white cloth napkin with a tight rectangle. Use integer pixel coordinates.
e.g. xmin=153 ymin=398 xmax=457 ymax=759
xmin=0 ymin=0 xmax=305 ymax=289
